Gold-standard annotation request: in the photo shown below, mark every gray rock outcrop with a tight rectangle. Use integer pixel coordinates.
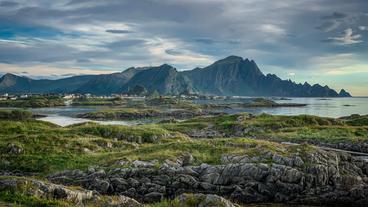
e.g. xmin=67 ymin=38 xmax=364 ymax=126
xmin=0 ymin=176 xmax=142 ymax=206
xmin=47 ymin=148 xmax=368 ymax=206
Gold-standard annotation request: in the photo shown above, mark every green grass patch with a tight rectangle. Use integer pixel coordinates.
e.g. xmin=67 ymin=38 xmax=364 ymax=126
xmin=0 ymin=190 xmax=73 ymax=207
xmin=0 ymin=110 xmax=33 ymax=120
xmin=0 ymin=96 xmax=65 ymax=108
xmin=71 ymin=97 xmax=125 ymax=106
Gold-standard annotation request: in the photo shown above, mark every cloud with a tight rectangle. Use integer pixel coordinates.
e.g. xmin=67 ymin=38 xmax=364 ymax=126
xmin=316 ymin=20 xmax=341 ymax=32
xmin=359 ymin=26 xmax=367 ymax=31
xmin=317 ymin=12 xmax=350 ymax=33
xmin=105 ymin=29 xmax=134 ymax=34
xmin=326 ymin=64 xmax=368 ymax=75
xmin=194 ymin=38 xmax=217 ymax=44
xmin=259 ymin=24 xmax=286 ymax=36
xmin=326 ymin=28 xmax=363 ymax=45
xmin=0 ymin=63 xmax=119 ymax=79
xmin=165 ymin=49 xmax=183 ymax=56
xmin=0 ymin=0 xmax=367 ymax=94
xmin=322 ymin=12 xmax=347 ymax=20
xmin=106 ymin=39 xmax=147 ymax=50
xmin=306 ymin=53 xmax=365 ymax=74
xmin=0 ymin=1 xmax=18 ymax=7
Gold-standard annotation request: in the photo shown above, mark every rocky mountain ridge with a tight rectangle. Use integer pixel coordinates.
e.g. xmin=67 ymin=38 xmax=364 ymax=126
xmin=0 ymin=56 xmax=351 ymax=97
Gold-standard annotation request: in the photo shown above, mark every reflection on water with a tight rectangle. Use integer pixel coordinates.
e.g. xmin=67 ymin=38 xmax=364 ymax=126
xmin=29 ymin=106 xmax=141 ymax=127
xmin=32 ymin=107 xmax=153 ymax=126
xmin=37 ymin=114 xmax=139 ymax=127
xmin=37 ymin=115 xmax=90 ymax=127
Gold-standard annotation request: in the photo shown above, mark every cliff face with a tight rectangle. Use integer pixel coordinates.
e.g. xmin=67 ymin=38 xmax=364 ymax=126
xmin=183 ymin=56 xmax=265 ymax=96
xmin=0 ymin=56 xmax=351 ymax=97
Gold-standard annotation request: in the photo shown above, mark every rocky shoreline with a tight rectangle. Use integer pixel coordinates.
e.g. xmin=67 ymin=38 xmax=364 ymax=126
xmin=1 ymin=109 xmax=367 ymax=206
xmin=46 ymin=148 xmax=368 ymax=206
xmin=0 ymin=176 xmax=243 ymax=207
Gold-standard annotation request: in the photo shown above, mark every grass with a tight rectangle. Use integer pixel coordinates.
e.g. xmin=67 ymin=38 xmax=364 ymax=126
xmin=243 ymin=113 xmax=343 ymax=129
xmin=145 ymin=197 xmax=197 ymax=207
xmin=0 ymin=110 xmax=33 ymax=120
xmin=71 ymin=97 xmax=125 ymax=106
xmin=145 ymin=193 xmax=241 ymax=207
xmin=0 ymin=120 xmax=154 ymax=174
xmin=145 ymin=97 xmax=202 ymax=110
xmin=269 ymin=126 xmax=368 ymax=143
xmin=239 ymin=114 xmax=368 ymax=143
xmin=78 ymin=108 xmax=161 ymax=120
xmin=161 ymin=121 xmax=209 ymax=133
xmin=0 ymin=109 xmax=366 ymax=177
xmin=162 ymin=113 xmax=368 ymax=144
xmin=0 ymin=118 xmax=305 ymax=175
xmin=71 ymin=122 xmax=173 ymax=143
xmin=2 ymin=106 xmax=367 ymax=206
xmin=0 ymin=96 xmax=65 ymax=108
xmin=343 ymin=114 xmax=368 ymax=126
xmin=0 ymin=190 xmax=73 ymax=207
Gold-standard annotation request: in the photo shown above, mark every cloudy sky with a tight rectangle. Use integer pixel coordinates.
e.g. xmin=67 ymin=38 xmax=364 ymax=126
xmin=0 ymin=0 xmax=367 ymax=95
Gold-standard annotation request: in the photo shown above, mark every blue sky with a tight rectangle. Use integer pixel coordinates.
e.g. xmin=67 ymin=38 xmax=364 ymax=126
xmin=0 ymin=0 xmax=367 ymax=95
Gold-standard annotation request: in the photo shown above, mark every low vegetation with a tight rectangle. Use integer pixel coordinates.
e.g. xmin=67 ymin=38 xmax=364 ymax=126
xmin=0 ymin=117 xmax=311 ymax=175
xmin=0 ymin=96 xmax=65 ymax=108
xmin=77 ymin=108 xmax=161 ymax=120
xmin=340 ymin=114 xmax=368 ymax=126
xmin=0 ymin=190 xmax=73 ymax=207
xmin=0 ymin=109 xmax=33 ymax=120
xmin=0 ymin=104 xmax=367 ymax=206
xmin=71 ymin=122 xmax=173 ymax=143
xmin=162 ymin=113 xmax=368 ymax=144
xmin=71 ymin=97 xmax=125 ymax=106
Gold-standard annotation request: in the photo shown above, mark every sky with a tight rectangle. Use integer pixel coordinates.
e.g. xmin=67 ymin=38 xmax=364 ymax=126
xmin=0 ymin=0 xmax=367 ymax=95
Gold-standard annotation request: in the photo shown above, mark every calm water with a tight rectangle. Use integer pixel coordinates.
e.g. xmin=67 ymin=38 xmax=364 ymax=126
xmin=8 ymin=97 xmax=367 ymax=127
xmin=195 ymin=97 xmax=368 ymax=118
xmin=29 ymin=106 xmax=141 ymax=127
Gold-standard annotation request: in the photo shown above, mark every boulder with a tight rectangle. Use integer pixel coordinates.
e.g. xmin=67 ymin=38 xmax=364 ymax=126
xmin=0 ymin=177 xmax=141 ymax=206
xmin=144 ymin=192 xmax=163 ymax=203
xmin=47 ymin=149 xmax=368 ymax=207
xmin=6 ymin=143 xmax=23 ymax=155
xmin=178 ymin=193 xmax=239 ymax=207
xmin=133 ymin=160 xmax=158 ymax=168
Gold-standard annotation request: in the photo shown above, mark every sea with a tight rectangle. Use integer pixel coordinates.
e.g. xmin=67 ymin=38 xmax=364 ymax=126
xmin=11 ymin=97 xmax=368 ymax=127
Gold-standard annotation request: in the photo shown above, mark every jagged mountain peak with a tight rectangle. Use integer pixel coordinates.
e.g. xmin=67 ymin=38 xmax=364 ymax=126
xmin=203 ymin=56 xmax=261 ymax=74
xmin=211 ymin=55 xmax=244 ymax=66
xmin=0 ymin=56 xmax=351 ymax=97
xmin=222 ymin=55 xmax=243 ymax=62
xmin=213 ymin=55 xmax=258 ymax=65
xmin=0 ymin=73 xmax=32 ymax=92
xmin=2 ymin=73 xmax=13 ymax=77
xmin=2 ymin=73 xmax=20 ymax=79
xmin=159 ymin=63 xmax=175 ymax=68
xmin=1 ymin=73 xmax=28 ymax=82
xmin=338 ymin=89 xmax=351 ymax=97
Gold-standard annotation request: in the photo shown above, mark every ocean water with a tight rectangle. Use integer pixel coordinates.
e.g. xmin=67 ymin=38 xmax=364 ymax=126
xmin=10 ymin=97 xmax=366 ymax=126
xmin=195 ymin=97 xmax=368 ymax=118
xmin=30 ymin=106 xmax=144 ymax=127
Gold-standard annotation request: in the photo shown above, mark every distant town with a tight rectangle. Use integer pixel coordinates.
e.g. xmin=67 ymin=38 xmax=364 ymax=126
xmin=0 ymin=92 xmax=233 ymax=102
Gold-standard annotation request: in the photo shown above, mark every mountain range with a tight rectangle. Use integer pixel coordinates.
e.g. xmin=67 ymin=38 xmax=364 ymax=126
xmin=0 ymin=56 xmax=351 ymax=97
